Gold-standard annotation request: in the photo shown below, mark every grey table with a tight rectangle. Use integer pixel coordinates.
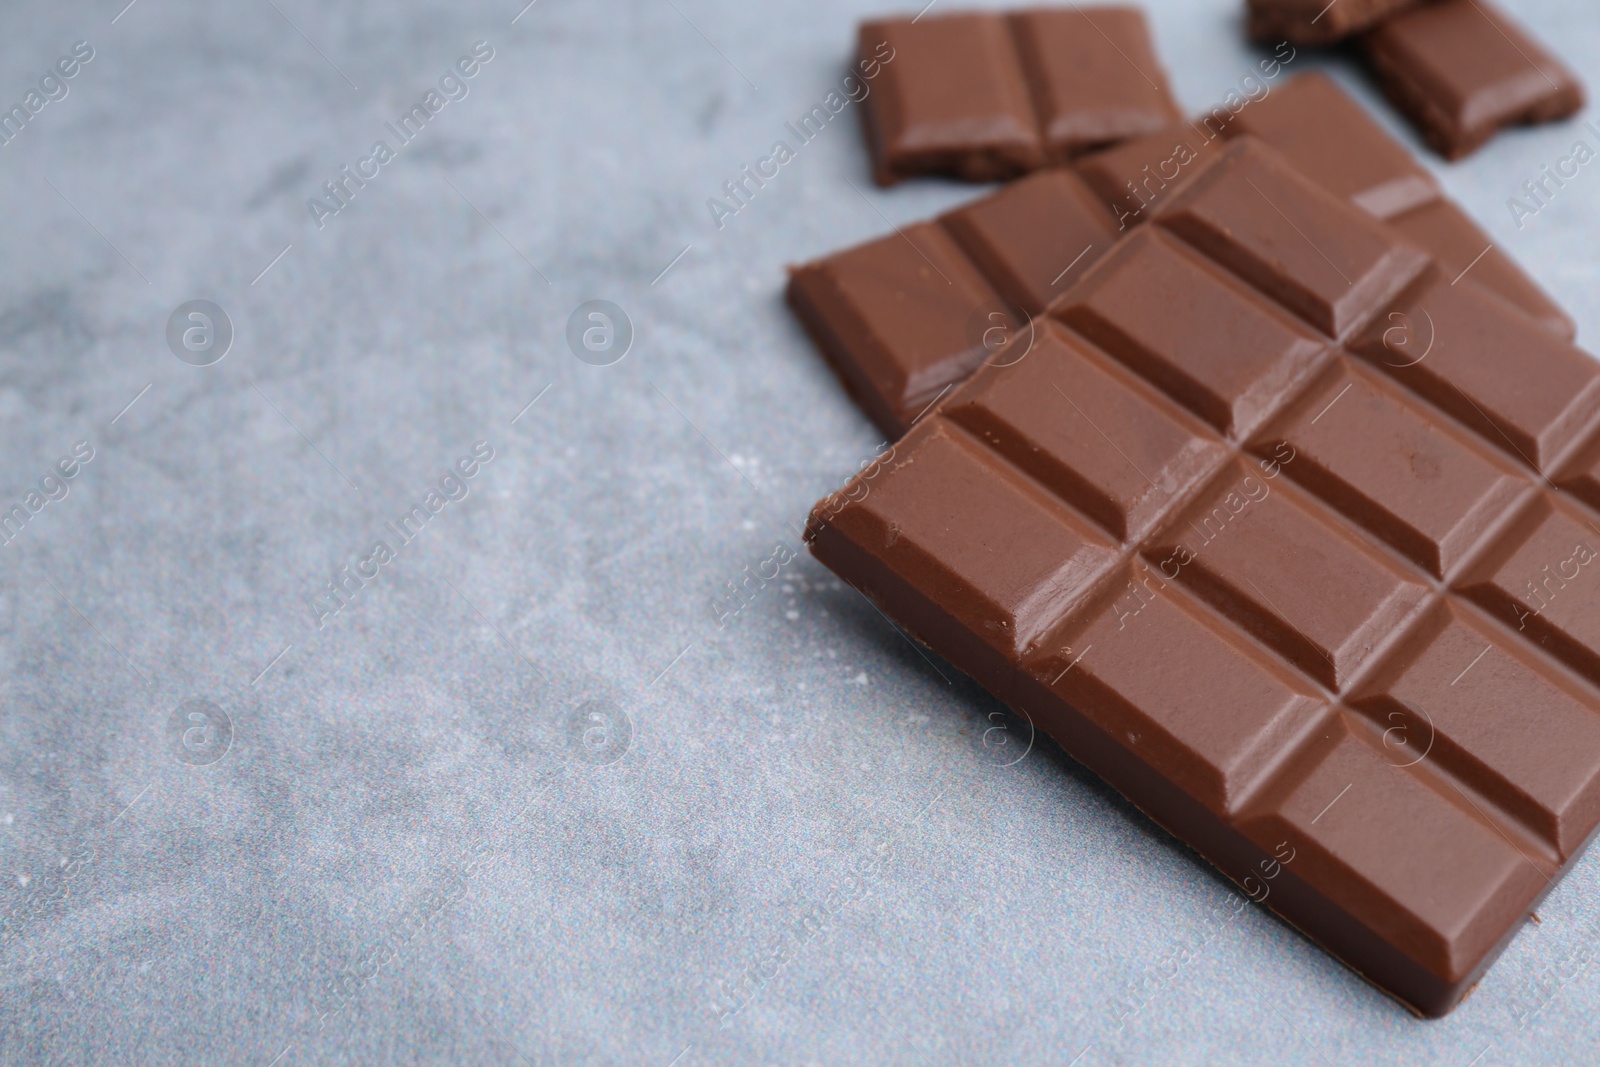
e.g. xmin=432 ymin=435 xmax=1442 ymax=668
xmin=1 ymin=1 xmax=1597 ymax=1064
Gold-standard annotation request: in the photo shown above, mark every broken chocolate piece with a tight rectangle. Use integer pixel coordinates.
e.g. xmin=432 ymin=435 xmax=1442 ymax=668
xmin=858 ymin=7 xmax=1180 ymax=184
xmin=1363 ymin=0 xmax=1585 ymax=160
xmin=1247 ymin=0 xmax=1421 ymax=46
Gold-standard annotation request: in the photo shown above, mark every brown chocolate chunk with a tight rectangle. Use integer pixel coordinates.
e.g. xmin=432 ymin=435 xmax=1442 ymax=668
xmin=786 ymin=221 xmax=1010 ymax=438
xmin=1349 ymin=272 xmax=1600 ymax=474
xmin=1154 ymin=139 xmax=1430 ymax=339
xmin=1246 ymin=0 xmax=1422 ymax=45
xmin=1220 ymin=72 xmax=1439 ymax=219
xmin=1009 ymin=8 xmax=1182 ymax=159
xmin=858 ymin=7 xmax=1180 ymax=184
xmin=807 ymin=136 xmax=1600 ymax=1016
xmin=788 ymin=169 xmax=1119 ymax=438
xmin=940 ymin=168 xmax=1121 ymax=316
xmin=1387 ymin=197 xmax=1574 ymax=340
xmin=857 ymin=14 xmax=1043 ymax=185
xmin=1075 ymin=122 xmax=1226 ymax=230
xmin=1362 ymin=0 xmax=1585 ymax=160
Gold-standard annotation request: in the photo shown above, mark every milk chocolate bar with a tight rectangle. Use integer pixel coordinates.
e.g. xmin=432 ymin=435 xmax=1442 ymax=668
xmin=1246 ymin=0 xmax=1420 ymax=45
xmin=1363 ymin=0 xmax=1585 ymax=160
xmin=858 ymin=7 xmax=1180 ymax=184
xmin=807 ymin=137 xmax=1600 ymax=1016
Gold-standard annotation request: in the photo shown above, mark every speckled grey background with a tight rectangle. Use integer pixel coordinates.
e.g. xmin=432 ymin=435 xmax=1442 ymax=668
xmin=0 ymin=1 xmax=1597 ymax=1064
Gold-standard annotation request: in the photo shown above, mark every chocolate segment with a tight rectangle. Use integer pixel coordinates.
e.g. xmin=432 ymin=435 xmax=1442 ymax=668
xmin=1387 ymin=198 xmax=1574 ymax=340
xmin=1219 ymin=72 xmax=1438 ymax=220
xmin=1246 ymin=0 xmax=1421 ymax=45
xmin=807 ymin=137 xmax=1600 ymax=1016
xmin=1076 ymin=122 xmax=1225 ymax=229
xmin=1008 ymin=8 xmax=1181 ymax=159
xmin=1252 ymin=360 xmax=1528 ymax=579
xmin=941 ymin=169 xmax=1120 ymax=317
xmin=858 ymin=7 xmax=1180 ymax=184
xmin=1154 ymin=139 xmax=1429 ymax=338
xmin=857 ymin=14 xmax=1043 ymax=185
xmin=1362 ymin=0 xmax=1585 ymax=160
xmin=788 ymin=169 xmax=1118 ymax=438
xmin=786 ymin=221 xmax=1010 ymax=438
xmin=1349 ymin=273 xmax=1600 ymax=474
xmin=1055 ymin=228 xmax=1326 ymax=438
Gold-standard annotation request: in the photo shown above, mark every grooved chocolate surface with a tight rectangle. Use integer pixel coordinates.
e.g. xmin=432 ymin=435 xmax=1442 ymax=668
xmin=858 ymin=6 xmax=1180 ymax=184
xmin=806 ymin=137 xmax=1600 ymax=1017
xmin=1362 ymin=0 xmax=1585 ymax=160
xmin=1246 ymin=0 xmax=1420 ymax=45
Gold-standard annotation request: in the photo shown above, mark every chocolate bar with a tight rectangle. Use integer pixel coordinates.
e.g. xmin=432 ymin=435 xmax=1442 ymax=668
xmin=858 ymin=7 xmax=1180 ymax=184
xmin=806 ymin=137 xmax=1600 ymax=1016
xmin=1363 ymin=0 xmax=1585 ymax=160
xmin=788 ymin=168 xmax=1119 ymax=436
xmin=1246 ymin=0 xmax=1420 ymax=45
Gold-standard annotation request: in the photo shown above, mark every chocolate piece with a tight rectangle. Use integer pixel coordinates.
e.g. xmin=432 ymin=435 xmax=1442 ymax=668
xmin=940 ymin=168 xmax=1121 ymax=317
xmin=858 ymin=7 xmax=1180 ymax=184
xmin=788 ymin=169 xmax=1119 ymax=437
xmin=1075 ymin=122 xmax=1226 ymax=230
xmin=1220 ymin=72 xmax=1438 ymax=219
xmin=1246 ymin=0 xmax=1420 ymax=45
xmin=1009 ymin=8 xmax=1181 ymax=158
xmin=1387 ymin=198 xmax=1574 ymax=340
xmin=1078 ymin=74 xmax=1569 ymax=336
xmin=857 ymin=14 xmax=1043 ymax=185
xmin=786 ymin=221 xmax=1011 ymax=438
xmin=1349 ymin=272 xmax=1600 ymax=474
xmin=807 ymin=137 xmax=1600 ymax=1016
xmin=1153 ymin=139 xmax=1429 ymax=339
xmin=1363 ymin=0 xmax=1585 ymax=160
